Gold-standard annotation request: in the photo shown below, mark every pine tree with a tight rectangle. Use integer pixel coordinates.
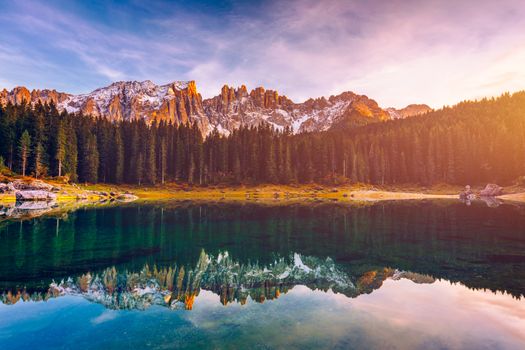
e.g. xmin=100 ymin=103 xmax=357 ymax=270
xmin=136 ymin=152 xmax=144 ymax=185
xmin=55 ymin=122 xmax=66 ymax=177
xmin=86 ymin=133 xmax=99 ymax=183
xmin=18 ymin=130 xmax=31 ymax=177
xmin=64 ymin=122 xmax=78 ymax=181
xmin=160 ymin=136 xmax=167 ymax=184
xmin=175 ymin=126 xmax=185 ymax=180
xmin=146 ymin=131 xmax=156 ymax=184
xmin=114 ymin=126 xmax=124 ymax=184
xmin=128 ymin=124 xmax=140 ymax=184
xmin=33 ymin=142 xmax=46 ymax=178
xmin=281 ymin=138 xmax=292 ymax=183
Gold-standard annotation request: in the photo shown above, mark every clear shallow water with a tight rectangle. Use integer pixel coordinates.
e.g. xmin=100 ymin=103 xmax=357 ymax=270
xmin=0 ymin=200 xmax=524 ymax=349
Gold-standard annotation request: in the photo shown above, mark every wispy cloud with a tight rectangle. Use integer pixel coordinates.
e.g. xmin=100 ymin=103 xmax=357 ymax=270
xmin=91 ymin=310 xmax=119 ymax=325
xmin=1 ymin=0 xmax=524 ymax=107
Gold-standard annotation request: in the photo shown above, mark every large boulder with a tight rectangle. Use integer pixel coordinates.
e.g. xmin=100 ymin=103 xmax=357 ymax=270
xmin=15 ymin=190 xmax=57 ymax=201
xmin=12 ymin=179 xmax=55 ymax=191
xmin=0 ymin=182 xmax=17 ymax=193
xmin=480 ymin=184 xmax=503 ymax=197
xmin=459 ymin=185 xmax=475 ymax=200
xmin=0 ymin=183 xmax=12 ymax=193
xmin=7 ymin=183 xmax=16 ymax=192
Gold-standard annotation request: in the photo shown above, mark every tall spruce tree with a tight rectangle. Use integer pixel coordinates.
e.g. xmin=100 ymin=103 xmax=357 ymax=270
xmin=114 ymin=126 xmax=124 ymax=184
xmin=55 ymin=122 xmax=66 ymax=177
xmin=146 ymin=130 xmax=156 ymax=184
xmin=18 ymin=130 xmax=31 ymax=177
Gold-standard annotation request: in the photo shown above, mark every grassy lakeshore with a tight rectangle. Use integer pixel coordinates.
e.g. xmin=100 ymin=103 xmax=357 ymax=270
xmin=3 ymin=177 xmax=525 ymax=204
xmin=79 ymin=182 xmax=464 ymax=201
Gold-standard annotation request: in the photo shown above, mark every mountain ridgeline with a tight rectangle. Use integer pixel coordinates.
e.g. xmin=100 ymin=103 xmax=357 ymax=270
xmin=0 ymin=84 xmax=523 ymax=185
xmin=0 ymin=81 xmax=424 ymax=136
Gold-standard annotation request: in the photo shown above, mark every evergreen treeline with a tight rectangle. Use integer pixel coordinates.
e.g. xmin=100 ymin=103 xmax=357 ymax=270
xmin=1 ymin=91 xmax=524 ymax=185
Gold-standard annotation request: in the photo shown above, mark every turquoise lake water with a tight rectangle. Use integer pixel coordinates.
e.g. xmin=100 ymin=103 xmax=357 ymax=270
xmin=0 ymin=200 xmax=524 ymax=349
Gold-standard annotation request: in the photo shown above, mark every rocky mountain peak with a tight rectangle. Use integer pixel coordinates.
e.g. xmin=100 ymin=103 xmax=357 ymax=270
xmin=185 ymin=80 xmax=198 ymax=96
xmin=1 ymin=80 xmax=424 ymax=136
xmin=386 ymin=103 xmax=432 ymax=119
xmin=0 ymin=86 xmax=70 ymax=106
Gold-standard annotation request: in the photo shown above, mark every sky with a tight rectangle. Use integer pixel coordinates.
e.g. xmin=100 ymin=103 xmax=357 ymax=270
xmin=1 ymin=0 xmax=525 ymax=108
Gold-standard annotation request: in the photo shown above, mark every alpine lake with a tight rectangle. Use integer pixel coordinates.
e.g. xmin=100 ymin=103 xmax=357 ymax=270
xmin=0 ymin=199 xmax=524 ymax=349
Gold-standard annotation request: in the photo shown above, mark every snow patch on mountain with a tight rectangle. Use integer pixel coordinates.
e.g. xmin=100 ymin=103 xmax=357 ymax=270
xmin=2 ymin=80 xmax=408 ymax=136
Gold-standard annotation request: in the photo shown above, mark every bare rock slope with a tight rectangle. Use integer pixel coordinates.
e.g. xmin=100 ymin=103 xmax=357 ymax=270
xmin=2 ymin=80 xmax=412 ymax=135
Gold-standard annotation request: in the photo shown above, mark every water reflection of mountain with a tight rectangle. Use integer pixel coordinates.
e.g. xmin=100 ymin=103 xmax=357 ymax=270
xmin=1 ymin=251 xmax=435 ymax=309
xmin=1 ymin=201 xmax=524 ymax=298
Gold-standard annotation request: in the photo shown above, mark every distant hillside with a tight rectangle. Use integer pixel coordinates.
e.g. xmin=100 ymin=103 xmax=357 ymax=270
xmin=330 ymin=92 xmax=525 ymax=185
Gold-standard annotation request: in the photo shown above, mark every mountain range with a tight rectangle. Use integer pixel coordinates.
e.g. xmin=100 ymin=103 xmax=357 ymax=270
xmin=0 ymin=80 xmax=431 ymax=135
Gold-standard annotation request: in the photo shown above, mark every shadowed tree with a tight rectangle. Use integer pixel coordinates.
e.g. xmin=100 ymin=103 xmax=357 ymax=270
xmin=55 ymin=122 xmax=66 ymax=177
xmin=18 ymin=130 xmax=31 ymax=176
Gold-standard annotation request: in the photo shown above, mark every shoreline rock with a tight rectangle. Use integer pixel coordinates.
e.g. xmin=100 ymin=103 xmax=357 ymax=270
xmin=480 ymin=184 xmax=503 ymax=197
xmin=12 ymin=179 xmax=54 ymax=191
xmin=459 ymin=185 xmax=476 ymax=201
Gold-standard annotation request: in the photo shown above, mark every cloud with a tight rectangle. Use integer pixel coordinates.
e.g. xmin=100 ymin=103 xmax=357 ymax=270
xmin=1 ymin=0 xmax=525 ymax=107
xmin=181 ymin=0 xmax=525 ymax=107
xmin=91 ymin=310 xmax=119 ymax=325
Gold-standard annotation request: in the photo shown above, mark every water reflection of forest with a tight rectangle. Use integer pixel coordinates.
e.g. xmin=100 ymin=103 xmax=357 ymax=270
xmin=1 ymin=201 xmax=524 ymax=300
xmin=1 ymin=251 xmax=437 ymax=309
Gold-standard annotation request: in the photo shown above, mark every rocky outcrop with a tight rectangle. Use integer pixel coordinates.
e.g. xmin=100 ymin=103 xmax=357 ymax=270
xmin=1 ymin=80 xmax=402 ymax=136
xmin=480 ymin=184 xmax=503 ymax=197
xmin=1 ymin=180 xmax=59 ymax=194
xmin=202 ymin=84 xmax=296 ymax=133
xmin=11 ymin=179 xmax=56 ymax=191
xmin=61 ymin=80 xmax=210 ymax=132
xmin=203 ymin=84 xmax=388 ymax=134
xmin=459 ymin=185 xmax=476 ymax=201
xmin=386 ymin=104 xmax=432 ymax=119
xmin=2 ymin=179 xmax=60 ymax=201
xmin=0 ymin=183 xmax=16 ymax=193
xmin=0 ymin=87 xmax=70 ymax=106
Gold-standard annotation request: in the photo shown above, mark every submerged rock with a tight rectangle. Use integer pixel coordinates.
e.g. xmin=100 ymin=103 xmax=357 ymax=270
xmin=116 ymin=194 xmax=138 ymax=202
xmin=76 ymin=193 xmax=88 ymax=200
xmin=479 ymin=196 xmax=502 ymax=208
xmin=15 ymin=190 xmax=57 ymax=201
xmin=0 ymin=200 xmax=57 ymax=218
xmin=15 ymin=201 xmax=57 ymax=211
